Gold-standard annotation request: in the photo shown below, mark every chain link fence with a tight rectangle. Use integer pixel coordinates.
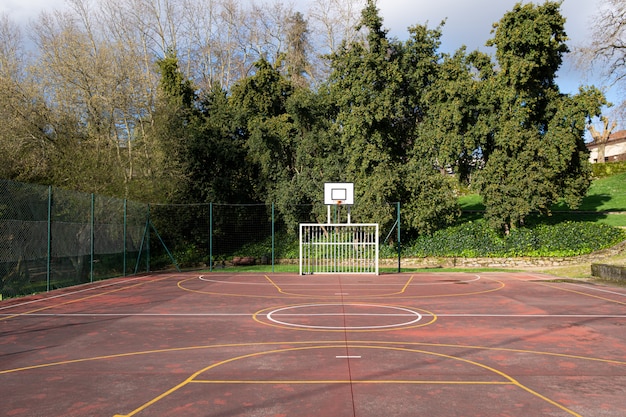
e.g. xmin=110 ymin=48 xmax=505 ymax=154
xmin=1 ymin=180 xmax=401 ymax=298
xmin=0 ymin=180 xmax=149 ymax=298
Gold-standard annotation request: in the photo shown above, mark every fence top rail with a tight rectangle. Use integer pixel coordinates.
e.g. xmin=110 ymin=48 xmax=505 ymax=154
xmin=300 ymin=223 xmax=379 ymax=227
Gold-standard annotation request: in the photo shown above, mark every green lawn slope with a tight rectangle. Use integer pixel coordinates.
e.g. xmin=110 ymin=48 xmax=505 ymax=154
xmin=459 ymin=171 xmax=626 ymax=227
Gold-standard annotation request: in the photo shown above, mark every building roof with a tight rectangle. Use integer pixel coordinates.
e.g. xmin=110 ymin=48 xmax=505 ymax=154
xmin=587 ymin=129 xmax=626 ymax=149
xmin=609 ymin=130 xmax=626 ymax=141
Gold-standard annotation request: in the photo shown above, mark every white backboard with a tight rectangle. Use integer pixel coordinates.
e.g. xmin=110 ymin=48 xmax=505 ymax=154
xmin=324 ymin=182 xmax=354 ymax=205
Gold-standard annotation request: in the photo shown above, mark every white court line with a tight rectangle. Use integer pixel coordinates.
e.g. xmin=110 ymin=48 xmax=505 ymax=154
xmin=435 ymin=314 xmax=626 ymax=318
xmin=0 ymin=275 xmax=154 ymax=312
xmin=266 ymin=304 xmax=423 ymax=330
xmin=0 ymin=313 xmax=253 ymax=317
xmin=3 ymin=313 xmax=626 ymax=318
xmin=561 ymin=282 xmax=626 ymax=297
xmin=198 ymin=275 xmax=481 ymax=286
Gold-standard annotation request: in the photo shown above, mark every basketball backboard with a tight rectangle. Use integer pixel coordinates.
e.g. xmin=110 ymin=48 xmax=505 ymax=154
xmin=324 ymin=182 xmax=354 ymax=205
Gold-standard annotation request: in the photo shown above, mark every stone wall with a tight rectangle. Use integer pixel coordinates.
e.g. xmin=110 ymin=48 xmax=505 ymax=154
xmin=380 ymin=240 xmax=626 ymax=270
xmin=591 ymin=264 xmax=626 ymax=281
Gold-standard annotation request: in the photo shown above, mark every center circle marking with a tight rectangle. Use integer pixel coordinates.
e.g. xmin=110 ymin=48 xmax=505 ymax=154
xmin=265 ymin=303 xmax=423 ymax=330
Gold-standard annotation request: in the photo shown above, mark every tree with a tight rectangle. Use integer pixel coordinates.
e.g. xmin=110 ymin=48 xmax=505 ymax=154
xmin=416 ymin=47 xmax=494 ymax=183
xmin=577 ymin=0 xmax=626 ymax=116
xmin=328 ymin=0 xmax=460 ymax=233
xmin=307 ymin=0 xmax=365 ymax=83
xmin=229 ymin=59 xmax=295 ymax=203
xmin=0 ymin=14 xmax=54 ymax=183
xmin=186 ymin=85 xmax=252 ymax=204
xmin=587 ymin=116 xmax=617 ymax=163
xmin=476 ymin=2 xmax=605 ymax=233
xmin=148 ymin=52 xmax=198 ymax=203
xmin=284 ymin=11 xmax=312 ymax=89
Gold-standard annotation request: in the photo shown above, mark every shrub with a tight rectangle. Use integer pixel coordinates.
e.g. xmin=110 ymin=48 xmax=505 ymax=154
xmin=403 ymin=220 xmax=625 ymax=258
xmin=592 ymin=161 xmax=626 ymax=178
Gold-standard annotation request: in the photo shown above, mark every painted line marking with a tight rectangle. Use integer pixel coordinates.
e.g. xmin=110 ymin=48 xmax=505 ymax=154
xmin=264 ymin=275 xmax=285 ymax=294
xmin=562 ymin=282 xmax=626 ymax=297
xmin=4 ymin=312 xmax=625 ymax=319
xmin=400 ymin=275 xmax=415 ymax=292
xmin=0 ymin=275 xmax=157 ymax=312
xmin=264 ymin=304 xmax=424 ymax=330
xmin=0 ymin=275 xmax=173 ymax=321
xmin=336 ymin=356 xmax=361 ymax=359
xmin=191 ymin=379 xmax=512 ymax=385
xmin=114 ymin=344 xmax=584 ymax=417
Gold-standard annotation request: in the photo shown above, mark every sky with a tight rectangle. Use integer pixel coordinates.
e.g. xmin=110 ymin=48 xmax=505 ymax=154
xmin=0 ymin=0 xmax=617 ymax=115
xmin=375 ymin=0 xmax=603 ymax=96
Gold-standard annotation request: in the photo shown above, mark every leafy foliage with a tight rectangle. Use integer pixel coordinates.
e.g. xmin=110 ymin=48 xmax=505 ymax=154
xmin=0 ymin=0 xmax=615 ymax=243
xmin=470 ymin=3 xmax=605 ymax=233
xmin=592 ymin=161 xmax=626 ymax=178
xmin=404 ymin=220 xmax=626 ymax=258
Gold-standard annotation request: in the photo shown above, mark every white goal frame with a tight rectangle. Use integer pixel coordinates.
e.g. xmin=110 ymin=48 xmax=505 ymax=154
xmin=299 ymin=223 xmax=379 ymax=275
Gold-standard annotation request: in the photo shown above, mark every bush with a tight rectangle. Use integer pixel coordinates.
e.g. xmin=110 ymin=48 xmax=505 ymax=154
xmin=592 ymin=161 xmax=626 ymax=178
xmin=403 ymin=220 xmax=626 ymax=258
xmin=233 ymin=231 xmax=299 ymax=260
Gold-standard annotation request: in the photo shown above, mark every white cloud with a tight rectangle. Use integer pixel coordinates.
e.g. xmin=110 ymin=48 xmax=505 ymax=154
xmin=0 ymin=0 xmax=69 ymax=25
xmin=0 ymin=0 xmax=615 ymax=104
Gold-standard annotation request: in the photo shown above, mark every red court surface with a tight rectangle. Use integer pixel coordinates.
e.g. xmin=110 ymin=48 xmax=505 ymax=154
xmin=1 ymin=271 xmax=626 ymax=417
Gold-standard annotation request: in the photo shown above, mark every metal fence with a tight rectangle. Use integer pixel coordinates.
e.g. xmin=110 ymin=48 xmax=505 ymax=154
xmin=0 ymin=180 xmax=149 ymax=298
xmin=1 ymin=180 xmax=401 ymax=298
xmin=299 ymin=223 xmax=379 ymax=274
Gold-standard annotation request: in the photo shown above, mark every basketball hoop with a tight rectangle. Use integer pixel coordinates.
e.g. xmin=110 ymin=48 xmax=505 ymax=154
xmin=324 ymin=182 xmax=354 ymax=224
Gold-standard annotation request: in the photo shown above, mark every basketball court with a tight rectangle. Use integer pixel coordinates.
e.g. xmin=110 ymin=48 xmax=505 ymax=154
xmin=1 ymin=271 xmax=626 ymax=416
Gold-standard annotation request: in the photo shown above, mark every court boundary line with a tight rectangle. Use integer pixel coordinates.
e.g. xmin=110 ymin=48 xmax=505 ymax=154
xmin=0 ymin=275 xmax=174 ymax=322
xmin=179 ymin=274 xmax=507 ymax=299
xmin=5 ymin=339 xmax=626 ymax=376
xmin=112 ymin=344 xmax=585 ymax=417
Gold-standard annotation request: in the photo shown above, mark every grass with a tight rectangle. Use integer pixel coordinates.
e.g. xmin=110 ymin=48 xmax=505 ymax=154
xmin=533 ymin=249 xmax=626 ymax=280
xmin=575 ymin=171 xmax=626 ymax=212
xmin=197 ymin=172 xmax=626 ymax=277
xmin=458 ymin=171 xmax=626 ymax=226
xmin=198 ymin=265 xmax=511 ymax=274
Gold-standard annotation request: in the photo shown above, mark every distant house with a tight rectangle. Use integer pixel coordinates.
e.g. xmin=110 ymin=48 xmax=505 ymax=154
xmin=587 ymin=130 xmax=626 ymax=163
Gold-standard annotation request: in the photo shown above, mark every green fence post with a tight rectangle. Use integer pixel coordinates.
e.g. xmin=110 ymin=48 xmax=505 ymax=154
xmin=397 ymin=202 xmax=401 ymax=273
xmin=47 ymin=186 xmax=52 ymax=292
xmin=123 ymin=199 xmax=127 ymax=276
xmin=150 ymin=221 xmax=181 ymax=272
xmin=134 ymin=214 xmax=150 ymax=275
xmin=209 ymin=202 xmax=213 ymax=272
xmin=146 ymin=204 xmax=150 ymax=272
xmin=90 ymin=193 xmax=95 ymax=282
xmin=271 ymin=203 xmax=275 ymax=273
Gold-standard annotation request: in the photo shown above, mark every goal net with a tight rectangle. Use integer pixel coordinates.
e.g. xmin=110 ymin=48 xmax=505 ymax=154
xmin=299 ymin=223 xmax=379 ymax=275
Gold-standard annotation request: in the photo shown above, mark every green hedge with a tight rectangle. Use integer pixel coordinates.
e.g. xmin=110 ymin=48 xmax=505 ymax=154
xmin=592 ymin=161 xmax=626 ymax=178
xmin=404 ymin=220 xmax=626 ymax=257
xmin=206 ymin=220 xmax=626 ymax=261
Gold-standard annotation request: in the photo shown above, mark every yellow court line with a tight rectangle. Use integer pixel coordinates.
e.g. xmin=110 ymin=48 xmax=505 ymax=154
xmin=4 ymin=337 xmax=626 ymax=377
xmin=190 ymin=379 xmax=513 ymax=385
xmin=535 ymin=281 xmax=626 ymax=306
xmin=399 ymin=274 xmax=415 ymax=293
xmin=178 ymin=274 xmax=505 ymax=299
xmin=114 ymin=344 xmax=583 ymax=417
xmin=2 ymin=339 xmax=623 ymax=378
xmin=0 ymin=275 xmax=173 ymax=322
xmin=263 ymin=274 xmax=285 ymax=294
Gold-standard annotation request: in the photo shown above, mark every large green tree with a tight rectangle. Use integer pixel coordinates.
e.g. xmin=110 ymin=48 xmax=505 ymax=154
xmin=475 ymin=2 xmax=605 ymax=233
xmin=328 ymin=0 xmax=460 ymax=233
xmin=229 ymin=59 xmax=342 ymax=229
